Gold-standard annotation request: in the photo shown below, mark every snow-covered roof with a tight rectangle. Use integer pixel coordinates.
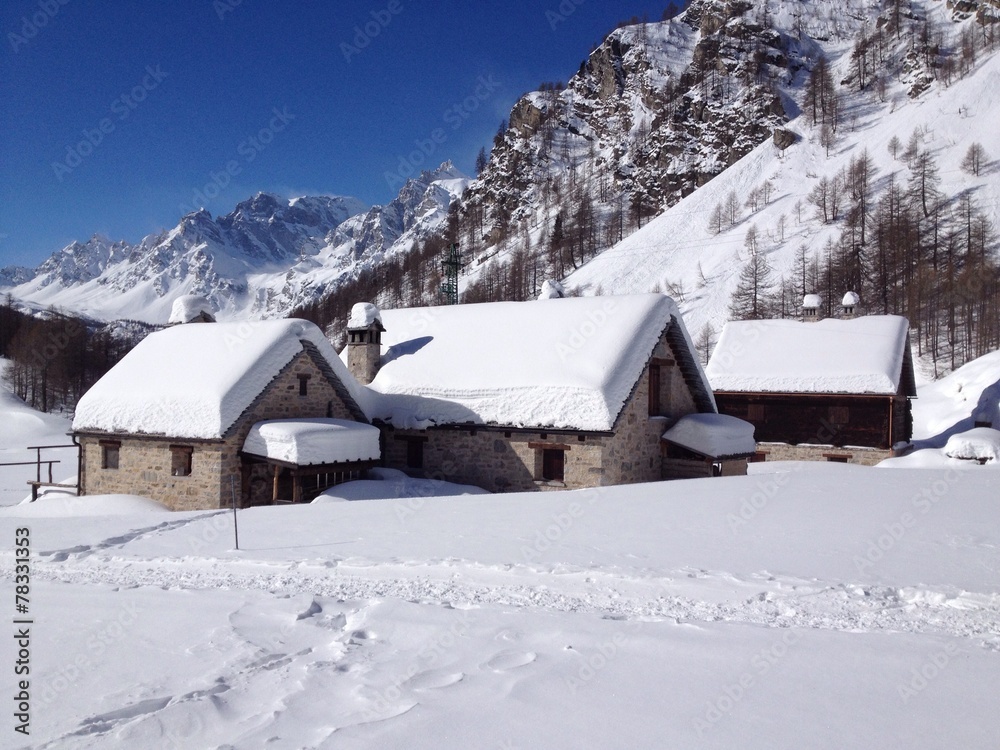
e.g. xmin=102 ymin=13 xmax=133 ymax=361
xmin=73 ymin=319 xmax=368 ymax=439
xmin=243 ymin=419 xmax=380 ymax=465
xmin=358 ymin=293 xmax=715 ymax=431
xmin=347 ymin=302 xmax=382 ymax=329
xmin=802 ymin=294 xmax=822 ymax=309
xmin=662 ymin=413 xmax=757 ymax=459
xmin=706 ymin=316 xmax=914 ymax=396
xmin=168 ymin=294 xmax=215 ymax=324
xmin=842 ymin=291 xmax=860 ymax=307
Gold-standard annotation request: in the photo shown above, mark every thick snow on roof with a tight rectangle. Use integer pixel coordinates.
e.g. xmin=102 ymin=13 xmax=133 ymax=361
xmin=707 ymin=316 xmax=911 ymax=395
xmin=347 ymin=302 xmax=382 ymax=329
xmin=662 ymin=413 xmax=756 ymax=458
xmin=73 ymin=319 xmax=368 ymax=439
xmin=168 ymin=294 xmax=215 ymax=324
xmin=243 ymin=419 xmax=380 ymax=465
xmin=802 ymin=294 xmax=822 ymax=309
xmin=361 ymin=294 xmax=712 ymax=431
xmin=842 ymin=291 xmax=860 ymax=307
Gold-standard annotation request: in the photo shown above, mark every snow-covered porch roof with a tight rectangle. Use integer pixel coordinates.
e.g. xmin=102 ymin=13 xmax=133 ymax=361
xmin=242 ymin=419 xmax=381 ymax=467
xmin=662 ymin=413 xmax=757 ymax=460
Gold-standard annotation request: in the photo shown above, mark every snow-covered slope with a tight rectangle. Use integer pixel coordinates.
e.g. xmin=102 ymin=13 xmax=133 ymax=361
xmin=2 ymin=163 xmax=468 ymax=324
xmin=0 ymin=359 xmax=74 ymax=506
xmin=0 ymin=466 xmax=998 ymax=748
xmin=561 ymin=0 xmax=1000 ymax=339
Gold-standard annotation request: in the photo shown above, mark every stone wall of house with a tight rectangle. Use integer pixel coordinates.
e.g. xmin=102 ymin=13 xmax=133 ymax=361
xmin=381 ymin=329 xmax=708 ymax=492
xmin=80 ymin=436 xmax=226 ymax=511
xmin=383 ymin=426 xmax=608 ymax=493
xmin=81 ymin=349 xmax=366 ymax=511
xmin=602 ymin=334 xmax=701 ymax=485
xmin=755 ymin=442 xmax=891 ymax=466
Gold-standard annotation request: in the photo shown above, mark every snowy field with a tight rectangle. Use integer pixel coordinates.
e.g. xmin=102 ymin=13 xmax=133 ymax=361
xmin=2 ymin=353 xmax=1000 ymax=748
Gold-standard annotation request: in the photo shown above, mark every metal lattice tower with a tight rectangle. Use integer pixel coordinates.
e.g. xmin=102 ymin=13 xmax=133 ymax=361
xmin=441 ymin=243 xmax=462 ymax=305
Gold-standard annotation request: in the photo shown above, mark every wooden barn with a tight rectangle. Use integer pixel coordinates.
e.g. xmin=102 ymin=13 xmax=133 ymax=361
xmin=705 ymin=315 xmax=916 ymax=465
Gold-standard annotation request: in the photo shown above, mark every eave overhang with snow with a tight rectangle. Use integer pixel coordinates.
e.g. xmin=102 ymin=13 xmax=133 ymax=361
xmin=706 ymin=316 xmax=916 ymax=397
xmin=354 ymin=294 xmax=716 ymax=432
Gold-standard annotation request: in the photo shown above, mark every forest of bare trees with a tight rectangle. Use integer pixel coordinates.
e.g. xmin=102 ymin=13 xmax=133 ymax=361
xmin=725 ymin=5 xmax=1000 ymax=374
xmin=1 ymin=298 xmax=150 ymax=413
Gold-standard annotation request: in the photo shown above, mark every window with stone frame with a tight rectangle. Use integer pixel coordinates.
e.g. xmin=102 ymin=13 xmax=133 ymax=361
xmin=170 ymin=445 xmax=193 ymax=477
xmin=100 ymin=441 xmax=120 ymax=470
xmin=298 ymin=374 xmax=311 ymax=396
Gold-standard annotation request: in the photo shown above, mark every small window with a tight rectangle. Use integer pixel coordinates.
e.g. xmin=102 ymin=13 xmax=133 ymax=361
xmin=170 ymin=445 xmax=193 ymax=477
xmin=406 ymin=438 xmax=424 ymax=469
xmin=828 ymin=406 xmax=850 ymax=426
xmin=747 ymin=404 xmax=766 ymax=421
xmin=648 ymin=365 xmax=661 ymax=415
xmin=825 ymin=454 xmax=850 ymax=464
xmin=750 ymin=451 xmax=768 ymax=463
xmin=298 ymin=374 xmax=311 ymax=396
xmin=542 ymin=449 xmax=565 ymax=483
xmin=100 ymin=441 xmax=120 ymax=470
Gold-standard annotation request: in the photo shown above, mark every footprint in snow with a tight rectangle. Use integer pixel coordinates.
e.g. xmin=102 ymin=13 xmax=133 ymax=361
xmin=403 ymin=669 xmax=465 ymax=690
xmin=484 ymin=650 xmax=537 ymax=672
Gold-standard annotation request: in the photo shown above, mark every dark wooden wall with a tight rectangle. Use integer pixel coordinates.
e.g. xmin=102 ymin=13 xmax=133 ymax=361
xmin=714 ymin=393 xmax=911 ymax=449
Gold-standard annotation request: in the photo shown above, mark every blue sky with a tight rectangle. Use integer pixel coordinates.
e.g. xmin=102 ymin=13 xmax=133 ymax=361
xmin=1 ymin=0 xmax=678 ymax=268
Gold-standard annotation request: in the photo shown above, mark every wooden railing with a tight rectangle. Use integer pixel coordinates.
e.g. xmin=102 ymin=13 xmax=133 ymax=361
xmin=0 ymin=443 xmax=80 ymax=501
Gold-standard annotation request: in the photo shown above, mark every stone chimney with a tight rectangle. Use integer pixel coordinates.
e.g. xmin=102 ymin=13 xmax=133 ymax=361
xmin=841 ymin=291 xmax=860 ymax=319
xmin=801 ymin=294 xmax=822 ymax=322
xmin=346 ymin=302 xmax=385 ymax=385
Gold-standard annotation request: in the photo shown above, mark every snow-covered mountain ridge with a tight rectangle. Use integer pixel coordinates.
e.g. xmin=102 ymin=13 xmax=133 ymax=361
xmin=1 ymin=163 xmax=468 ymax=324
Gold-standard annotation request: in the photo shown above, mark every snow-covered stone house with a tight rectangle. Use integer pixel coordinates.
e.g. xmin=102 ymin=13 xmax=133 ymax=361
xmin=72 ymin=293 xmax=747 ymax=510
xmin=344 ymin=293 xmax=747 ymax=492
xmin=73 ymin=320 xmax=379 ymax=511
xmin=706 ymin=315 xmax=916 ymax=465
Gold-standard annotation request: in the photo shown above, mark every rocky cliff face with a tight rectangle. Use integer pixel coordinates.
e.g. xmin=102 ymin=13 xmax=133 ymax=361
xmin=460 ymin=0 xmax=801 ymax=248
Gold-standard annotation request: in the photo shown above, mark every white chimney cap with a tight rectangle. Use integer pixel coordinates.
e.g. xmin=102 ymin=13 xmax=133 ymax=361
xmin=348 ymin=302 xmax=382 ymax=329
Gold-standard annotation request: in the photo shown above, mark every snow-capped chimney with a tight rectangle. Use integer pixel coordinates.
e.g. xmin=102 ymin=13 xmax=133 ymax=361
xmin=168 ymin=294 xmax=216 ymax=325
xmin=346 ymin=302 xmax=385 ymax=385
xmin=801 ymin=294 xmax=822 ymax=322
xmin=841 ymin=291 xmax=860 ymax=319
xmin=537 ymin=279 xmax=567 ymax=300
